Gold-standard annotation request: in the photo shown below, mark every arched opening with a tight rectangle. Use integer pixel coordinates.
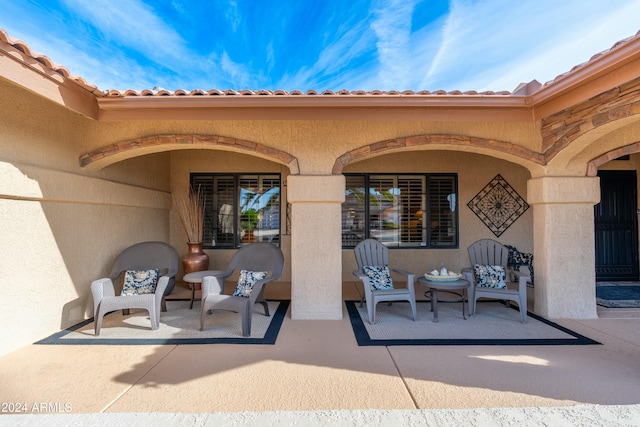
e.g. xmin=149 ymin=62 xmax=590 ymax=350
xmin=79 ymin=134 xmax=300 ymax=174
xmin=332 ymin=134 xmax=545 ymax=175
xmin=337 ymin=141 xmax=535 ymax=294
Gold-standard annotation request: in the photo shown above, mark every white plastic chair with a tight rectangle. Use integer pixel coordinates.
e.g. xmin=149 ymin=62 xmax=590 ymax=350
xmin=352 ymin=239 xmax=417 ymax=324
xmin=462 ymin=239 xmax=529 ymax=323
xmin=90 ymin=241 xmax=179 ymax=335
xmin=200 ymin=243 xmax=284 ymax=337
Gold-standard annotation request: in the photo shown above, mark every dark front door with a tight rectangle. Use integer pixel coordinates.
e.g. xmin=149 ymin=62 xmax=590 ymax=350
xmin=594 ymin=170 xmax=639 ymax=281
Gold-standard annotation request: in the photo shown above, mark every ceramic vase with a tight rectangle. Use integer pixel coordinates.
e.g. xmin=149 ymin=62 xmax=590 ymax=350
xmin=182 ymin=242 xmax=209 ymax=289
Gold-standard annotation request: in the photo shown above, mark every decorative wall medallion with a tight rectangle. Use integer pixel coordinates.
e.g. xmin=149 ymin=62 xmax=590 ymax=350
xmin=467 ymin=174 xmax=529 ymax=237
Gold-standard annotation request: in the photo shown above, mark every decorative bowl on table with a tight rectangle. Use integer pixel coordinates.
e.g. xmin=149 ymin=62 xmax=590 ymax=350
xmin=423 ymin=272 xmax=463 ymax=282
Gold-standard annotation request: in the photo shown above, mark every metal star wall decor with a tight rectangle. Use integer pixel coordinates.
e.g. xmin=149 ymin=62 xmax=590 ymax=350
xmin=467 ymin=174 xmax=529 ymax=237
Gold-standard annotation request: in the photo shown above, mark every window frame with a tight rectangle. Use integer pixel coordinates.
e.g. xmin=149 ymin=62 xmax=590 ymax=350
xmin=343 ymin=173 xmax=458 ymax=249
xmin=191 ymin=172 xmax=282 ymax=249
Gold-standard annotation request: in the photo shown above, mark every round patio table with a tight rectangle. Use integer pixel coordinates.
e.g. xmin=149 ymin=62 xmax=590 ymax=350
xmin=183 ymin=270 xmax=224 ymax=309
xmin=417 ymin=276 xmax=470 ymax=323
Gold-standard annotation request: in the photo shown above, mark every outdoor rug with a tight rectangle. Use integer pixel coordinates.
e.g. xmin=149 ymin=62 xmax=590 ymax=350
xmin=596 ymin=282 xmax=640 ymax=308
xmin=346 ymin=300 xmax=598 ymax=346
xmin=36 ymin=300 xmax=289 ymax=345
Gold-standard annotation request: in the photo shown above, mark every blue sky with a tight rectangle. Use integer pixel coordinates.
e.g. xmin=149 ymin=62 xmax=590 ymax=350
xmin=1 ymin=0 xmax=639 ymax=92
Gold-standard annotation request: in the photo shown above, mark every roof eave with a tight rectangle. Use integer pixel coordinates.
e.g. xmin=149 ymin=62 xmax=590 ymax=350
xmin=0 ymin=36 xmax=100 ymax=120
xmin=95 ymin=94 xmax=533 ymax=121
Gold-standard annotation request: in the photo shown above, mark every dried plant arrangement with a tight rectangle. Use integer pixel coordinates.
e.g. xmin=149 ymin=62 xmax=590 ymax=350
xmin=174 ymin=186 xmax=205 ymax=243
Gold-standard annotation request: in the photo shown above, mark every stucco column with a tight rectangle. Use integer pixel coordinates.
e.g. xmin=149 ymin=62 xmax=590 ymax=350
xmin=287 ymin=175 xmax=345 ymax=319
xmin=527 ymin=176 xmax=600 ymax=319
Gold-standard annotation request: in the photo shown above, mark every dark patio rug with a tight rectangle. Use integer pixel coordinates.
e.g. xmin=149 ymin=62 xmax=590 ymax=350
xmin=36 ymin=300 xmax=289 ymax=345
xmin=346 ymin=300 xmax=599 ymax=346
xmin=596 ymin=283 xmax=640 ymax=308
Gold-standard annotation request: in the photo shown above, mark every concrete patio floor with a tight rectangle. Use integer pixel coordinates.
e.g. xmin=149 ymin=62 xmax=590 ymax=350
xmin=1 ymin=282 xmax=639 ymax=426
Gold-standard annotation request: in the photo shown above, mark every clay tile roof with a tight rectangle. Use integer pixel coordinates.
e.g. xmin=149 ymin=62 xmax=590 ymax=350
xmin=541 ymin=29 xmax=640 ymax=88
xmin=0 ymin=28 xmax=101 ymax=94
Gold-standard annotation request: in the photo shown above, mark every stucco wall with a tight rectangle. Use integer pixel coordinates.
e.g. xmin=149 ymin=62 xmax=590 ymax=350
xmin=85 ymin=118 xmax=541 ymax=174
xmin=0 ymin=81 xmax=172 ymax=356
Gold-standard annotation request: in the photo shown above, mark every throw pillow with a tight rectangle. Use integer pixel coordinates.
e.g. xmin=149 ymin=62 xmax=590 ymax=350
xmin=121 ymin=269 xmax=160 ymax=295
xmin=473 ymin=264 xmax=507 ymax=288
xmin=233 ymin=269 xmax=268 ymax=298
xmin=362 ymin=265 xmax=394 ymax=291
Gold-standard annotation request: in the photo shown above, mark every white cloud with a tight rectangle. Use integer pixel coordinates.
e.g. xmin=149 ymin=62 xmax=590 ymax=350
xmin=61 ymin=0 xmax=190 ymax=63
xmin=370 ymin=0 xmax=416 ymax=89
xmin=418 ymin=0 xmax=640 ymax=92
xmin=276 ymin=16 xmax=376 ymax=91
xmin=475 ymin=2 xmax=640 ymax=91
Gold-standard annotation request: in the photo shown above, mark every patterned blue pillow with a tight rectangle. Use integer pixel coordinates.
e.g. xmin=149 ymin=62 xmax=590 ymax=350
xmin=121 ymin=269 xmax=159 ymax=295
xmin=473 ymin=264 xmax=507 ymax=288
xmin=233 ymin=270 xmax=268 ymax=298
xmin=362 ymin=265 xmax=394 ymax=291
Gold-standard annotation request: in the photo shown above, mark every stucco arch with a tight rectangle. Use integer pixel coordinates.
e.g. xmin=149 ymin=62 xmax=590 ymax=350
xmin=332 ymin=134 xmax=545 ymax=175
xmin=79 ymin=134 xmax=300 ymax=174
xmin=587 ymin=140 xmax=640 ymax=176
xmin=547 ymin=117 xmax=640 ymax=176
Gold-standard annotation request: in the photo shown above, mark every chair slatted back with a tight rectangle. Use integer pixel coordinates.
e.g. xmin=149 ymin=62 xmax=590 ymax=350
xmin=468 ymin=239 xmax=509 ymax=267
xmin=354 ymin=239 xmax=389 ymax=268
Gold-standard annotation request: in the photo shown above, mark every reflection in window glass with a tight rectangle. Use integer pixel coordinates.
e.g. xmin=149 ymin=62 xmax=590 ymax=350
xmin=342 ymin=174 xmax=457 ymax=249
xmin=192 ymin=174 xmax=280 ymax=249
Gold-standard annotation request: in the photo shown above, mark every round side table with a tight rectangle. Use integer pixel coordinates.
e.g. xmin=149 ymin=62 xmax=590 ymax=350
xmin=417 ymin=277 xmax=470 ymax=322
xmin=183 ymin=270 xmax=224 ymax=309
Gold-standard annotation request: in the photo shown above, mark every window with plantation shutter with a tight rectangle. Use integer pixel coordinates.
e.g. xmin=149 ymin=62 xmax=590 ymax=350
xmin=342 ymin=173 xmax=457 ymax=249
xmin=191 ymin=173 xmax=281 ymax=249
xmin=428 ymin=175 xmax=458 ymax=247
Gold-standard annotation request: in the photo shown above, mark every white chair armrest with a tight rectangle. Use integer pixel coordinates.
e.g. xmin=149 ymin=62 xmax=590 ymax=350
xmin=352 ymin=269 xmax=374 ymax=293
xmin=516 ymin=273 xmax=531 ymax=290
xmin=90 ymin=278 xmax=116 ymax=317
xmin=202 ymin=275 xmax=224 ymax=296
xmin=155 ymin=276 xmax=170 ymax=297
xmin=461 ymin=267 xmax=474 ymax=283
xmin=391 ymin=268 xmax=415 ymax=292
xmin=391 ymin=267 xmax=414 ymax=278
xmin=511 ymin=269 xmax=531 ymax=281
xmin=91 ymin=278 xmax=116 ymax=299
